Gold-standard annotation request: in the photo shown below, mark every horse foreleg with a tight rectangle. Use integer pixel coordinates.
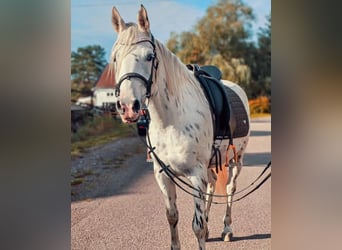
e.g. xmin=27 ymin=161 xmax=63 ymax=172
xmin=222 ymin=160 xmax=242 ymax=242
xmin=204 ymin=169 xmax=217 ymax=240
xmin=189 ymin=174 xmax=208 ymax=250
xmin=154 ymin=169 xmax=180 ymax=250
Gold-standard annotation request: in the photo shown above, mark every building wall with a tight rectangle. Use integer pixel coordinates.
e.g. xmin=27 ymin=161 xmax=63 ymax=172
xmin=93 ymin=88 xmax=116 ymax=107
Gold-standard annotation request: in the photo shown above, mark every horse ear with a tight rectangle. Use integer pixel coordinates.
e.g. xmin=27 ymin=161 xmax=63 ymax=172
xmin=137 ymin=4 xmax=150 ymax=32
xmin=112 ymin=7 xmax=126 ymax=33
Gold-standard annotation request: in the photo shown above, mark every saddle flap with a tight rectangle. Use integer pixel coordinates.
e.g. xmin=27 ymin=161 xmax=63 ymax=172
xmin=194 ymin=71 xmax=230 ymax=139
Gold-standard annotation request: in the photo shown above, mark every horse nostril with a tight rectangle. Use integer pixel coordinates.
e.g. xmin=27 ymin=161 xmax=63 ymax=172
xmin=132 ymin=99 xmax=140 ymax=113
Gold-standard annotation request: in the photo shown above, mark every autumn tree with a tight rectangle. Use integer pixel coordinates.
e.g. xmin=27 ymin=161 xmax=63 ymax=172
xmin=167 ymin=0 xmax=254 ymax=91
xmin=166 ymin=0 xmax=271 ymax=99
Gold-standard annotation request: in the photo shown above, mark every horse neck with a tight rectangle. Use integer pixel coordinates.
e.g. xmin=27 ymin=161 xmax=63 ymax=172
xmin=147 ymin=41 xmax=208 ymax=129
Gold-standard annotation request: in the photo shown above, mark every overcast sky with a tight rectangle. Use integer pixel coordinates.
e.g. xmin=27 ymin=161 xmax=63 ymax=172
xmin=71 ymin=0 xmax=270 ymax=62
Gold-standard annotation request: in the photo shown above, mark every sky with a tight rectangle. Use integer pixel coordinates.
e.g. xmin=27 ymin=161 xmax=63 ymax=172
xmin=71 ymin=0 xmax=270 ymax=62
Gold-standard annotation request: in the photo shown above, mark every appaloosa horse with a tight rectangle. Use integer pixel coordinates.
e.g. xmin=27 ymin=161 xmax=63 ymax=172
xmin=110 ymin=5 xmax=250 ymax=250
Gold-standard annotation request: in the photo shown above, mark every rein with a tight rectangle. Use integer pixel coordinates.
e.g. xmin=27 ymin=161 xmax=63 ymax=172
xmin=135 ymin=110 xmax=271 ymax=204
xmin=115 ymin=35 xmax=158 ymax=99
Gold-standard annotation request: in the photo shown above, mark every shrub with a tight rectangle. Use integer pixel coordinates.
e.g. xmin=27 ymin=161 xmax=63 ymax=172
xmin=249 ymin=96 xmax=271 ymax=115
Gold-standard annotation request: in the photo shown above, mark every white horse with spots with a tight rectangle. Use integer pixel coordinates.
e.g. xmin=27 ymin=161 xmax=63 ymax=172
xmin=110 ymin=5 xmax=250 ymax=250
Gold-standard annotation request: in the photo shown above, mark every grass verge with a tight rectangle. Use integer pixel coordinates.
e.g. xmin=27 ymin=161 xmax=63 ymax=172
xmin=71 ymin=114 xmax=135 ymax=158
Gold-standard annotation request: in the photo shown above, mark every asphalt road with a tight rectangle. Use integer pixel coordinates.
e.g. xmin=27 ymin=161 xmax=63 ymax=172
xmin=71 ymin=117 xmax=271 ymax=250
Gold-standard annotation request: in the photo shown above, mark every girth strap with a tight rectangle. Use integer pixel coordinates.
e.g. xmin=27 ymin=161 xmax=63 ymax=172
xmin=210 ymin=145 xmax=222 ymax=174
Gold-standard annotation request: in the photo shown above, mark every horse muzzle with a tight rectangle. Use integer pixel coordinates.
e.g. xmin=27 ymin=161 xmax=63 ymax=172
xmin=116 ymin=99 xmax=141 ymax=123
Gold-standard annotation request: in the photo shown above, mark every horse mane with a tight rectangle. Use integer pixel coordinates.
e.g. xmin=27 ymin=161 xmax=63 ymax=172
xmin=155 ymin=40 xmax=206 ymax=103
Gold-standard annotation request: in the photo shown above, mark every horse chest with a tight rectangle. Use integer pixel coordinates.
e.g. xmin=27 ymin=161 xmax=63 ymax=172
xmin=149 ymin=126 xmax=211 ymax=170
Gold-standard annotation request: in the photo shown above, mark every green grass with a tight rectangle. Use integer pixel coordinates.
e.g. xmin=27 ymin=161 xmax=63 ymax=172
xmin=71 ymin=115 xmax=136 ymax=158
xmin=71 ymin=178 xmax=84 ymax=186
xmin=72 ymin=169 xmax=94 ymax=178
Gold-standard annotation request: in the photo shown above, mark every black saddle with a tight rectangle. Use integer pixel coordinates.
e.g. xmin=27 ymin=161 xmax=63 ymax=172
xmin=187 ymin=64 xmax=249 ymax=141
xmin=199 ymin=65 xmax=222 ymax=81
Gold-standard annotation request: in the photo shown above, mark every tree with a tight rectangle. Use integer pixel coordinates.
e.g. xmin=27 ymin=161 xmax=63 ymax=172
xmin=166 ymin=0 xmax=255 ymax=96
xmin=196 ymin=0 xmax=254 ymax=61
xmin=166 ymin=32 xmax=180 ymax=55
xmin=233 ymin=13 xmax=271 ymax=99
xmin=256 ymin=14 xmax=271 ymax=97
xmin=71 ymin=45 xmax=107 ymax=100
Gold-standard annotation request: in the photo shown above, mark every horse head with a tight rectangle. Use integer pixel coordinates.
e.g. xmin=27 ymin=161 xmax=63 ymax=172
xmin=111 ymin=5 xmax=157 ymax=123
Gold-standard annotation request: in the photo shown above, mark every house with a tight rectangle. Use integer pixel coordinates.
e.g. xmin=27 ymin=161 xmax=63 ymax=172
xmin=92 ymin=63 xmax=116 ymax=109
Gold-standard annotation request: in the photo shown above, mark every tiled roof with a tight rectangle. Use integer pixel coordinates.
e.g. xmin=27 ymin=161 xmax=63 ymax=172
xmin=95 ymin=63 xmax=116 ymax=89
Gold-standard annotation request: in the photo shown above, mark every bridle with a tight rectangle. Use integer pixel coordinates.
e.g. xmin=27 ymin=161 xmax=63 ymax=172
xmin=115 ymin=34 xmax=159 ymax=99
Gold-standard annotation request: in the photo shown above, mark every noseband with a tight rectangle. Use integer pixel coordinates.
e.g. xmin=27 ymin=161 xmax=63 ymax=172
xmin=115 ymin=35 xmax=158 ymax=99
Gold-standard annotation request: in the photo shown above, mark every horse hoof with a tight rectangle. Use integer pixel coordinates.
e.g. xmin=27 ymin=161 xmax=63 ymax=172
xmin=222 ymin=232 xmax=233 ymax=242
xmin=170 ymin=245 xmax=180 ymax=250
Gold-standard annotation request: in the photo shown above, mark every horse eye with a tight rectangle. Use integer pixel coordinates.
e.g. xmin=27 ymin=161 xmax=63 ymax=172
xmin=146 ymin=53 xmax=154 ymax=61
